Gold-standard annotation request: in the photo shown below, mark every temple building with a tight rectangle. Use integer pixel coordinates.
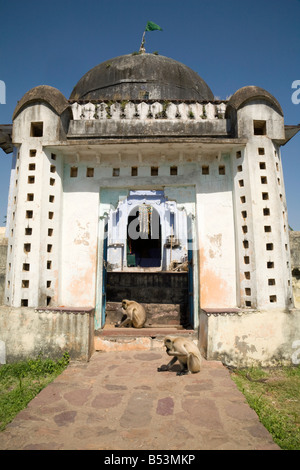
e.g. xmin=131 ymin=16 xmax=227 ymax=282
xmin=1 ymin=51 xmax=299 ymax=364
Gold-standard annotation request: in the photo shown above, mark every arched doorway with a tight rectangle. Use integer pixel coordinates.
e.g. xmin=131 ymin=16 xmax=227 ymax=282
xmin=127 ymin=204 xmax=161 ymax=268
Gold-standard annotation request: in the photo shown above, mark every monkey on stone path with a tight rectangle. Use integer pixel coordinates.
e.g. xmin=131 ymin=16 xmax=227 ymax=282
xmin=157 ymin=336 xmax=201 ymax=375
xmin=115 ymin=299 xmax=147 ymax=328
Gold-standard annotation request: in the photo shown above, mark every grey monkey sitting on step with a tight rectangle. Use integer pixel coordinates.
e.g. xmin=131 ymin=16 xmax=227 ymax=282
xmin=115 ymin=299 xmax=147 ymax=328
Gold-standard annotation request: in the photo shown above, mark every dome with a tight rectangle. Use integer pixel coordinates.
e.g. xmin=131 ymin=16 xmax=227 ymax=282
xmin=227 ymin=86 xmax=283 ymax=116
xmin=69 ymin=53 xmax=214 ymax=102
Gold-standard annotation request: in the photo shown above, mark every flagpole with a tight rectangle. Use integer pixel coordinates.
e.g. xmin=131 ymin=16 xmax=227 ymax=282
xmin=139 ymin=30 xmax=146 ymax=53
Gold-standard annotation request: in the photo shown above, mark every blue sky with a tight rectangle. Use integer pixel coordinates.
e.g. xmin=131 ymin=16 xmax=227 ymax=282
xmin=0 ymin=0 xmax=299 ymax=229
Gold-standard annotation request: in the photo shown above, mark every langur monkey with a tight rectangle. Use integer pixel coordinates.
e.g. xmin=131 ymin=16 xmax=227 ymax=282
xmin=115 ymin=299 xmax=147 ymax=328
xmin=158 ymin=336 xmax=201 ymax=375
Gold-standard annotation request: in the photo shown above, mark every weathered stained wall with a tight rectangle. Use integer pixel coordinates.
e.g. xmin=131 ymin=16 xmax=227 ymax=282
xmin=0 ymin=230 xmax=7 ymax=305
xmin=290 ymin=231 xmax=300 ymax=308
xmin=199 ymin=309 xmax=300 ymax=367
xmin=0 ymin=307 xmax=94 ymax=363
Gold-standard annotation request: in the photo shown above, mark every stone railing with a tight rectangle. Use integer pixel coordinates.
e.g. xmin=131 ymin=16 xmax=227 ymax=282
xmin=69 ymin=101 xmax=227 ymax=121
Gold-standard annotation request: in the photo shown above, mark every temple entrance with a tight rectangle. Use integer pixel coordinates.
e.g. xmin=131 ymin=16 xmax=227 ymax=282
xmin=96 ymin=188 xmax=198 ymax=331
xmin=127 ymin=205 xmax=161 ymax=268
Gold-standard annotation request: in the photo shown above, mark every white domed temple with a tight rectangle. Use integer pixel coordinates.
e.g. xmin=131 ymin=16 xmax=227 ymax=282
xmin=0 ymin=51 xmax=299 ymax=365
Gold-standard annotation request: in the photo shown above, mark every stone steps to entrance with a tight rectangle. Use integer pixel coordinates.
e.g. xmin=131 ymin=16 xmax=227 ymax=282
xmin=105 ymin=301 xmax=182 ymax=327
xmin=94 ymin=326 xmax=197 ymax=352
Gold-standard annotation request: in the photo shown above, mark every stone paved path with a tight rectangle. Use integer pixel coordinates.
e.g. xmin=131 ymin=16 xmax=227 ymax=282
xmin=0 ymin=351 xmax=279 ymax=450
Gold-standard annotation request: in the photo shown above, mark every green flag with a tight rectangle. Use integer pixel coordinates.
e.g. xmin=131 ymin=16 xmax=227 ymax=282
xmin=145 ymin=21 xmax=163 ymax=32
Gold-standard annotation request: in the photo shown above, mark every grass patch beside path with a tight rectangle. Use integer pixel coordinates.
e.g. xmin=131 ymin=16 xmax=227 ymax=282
xmin=0 ymin=352 xmax=69 ymax=431
xmin=231 ymin=366 xmax=300 ymax=450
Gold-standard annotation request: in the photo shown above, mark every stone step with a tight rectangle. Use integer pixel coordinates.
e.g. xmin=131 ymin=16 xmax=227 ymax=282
xmin=94 ymin=327 xmax=197 ymax=352
xmin=105 ymin=301 xmax=182 ymax=326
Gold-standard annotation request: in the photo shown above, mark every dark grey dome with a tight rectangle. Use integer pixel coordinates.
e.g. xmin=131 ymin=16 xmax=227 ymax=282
xmin=69 ymin=53 xmax=214 ymax=101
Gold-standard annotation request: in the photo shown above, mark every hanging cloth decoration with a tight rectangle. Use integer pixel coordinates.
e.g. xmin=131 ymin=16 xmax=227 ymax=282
xmin=139 ymin=204 xmax=153 ymax=236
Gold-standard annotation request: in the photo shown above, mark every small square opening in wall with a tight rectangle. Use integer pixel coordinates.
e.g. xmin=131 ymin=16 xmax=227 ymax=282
xmin=239 ymin=179 xmax=244 ymax=187
xmin=47 ymin=260 xmax=52 ymax=269
xmin=51 ymin=153 xmax=56 ymax=160
xmin=261 ymin=176 xmax=268 ymax=184
xmin=244 ymin=256 xmax=250 ymax=264
xmin=70 ymin=167 xmax=78 ymax=177
xmin=266 ymin=243 xmax=274 ymax=251
xmin=244 ymin=272 xmax=251 ymax=280
xmin=245 ymin=288 xmax=251 ymax=296
xmin=30 ymin=149 xmax=37 ymax=157
xmin=47 ymin=296 xmax=52 ymax=306
xmin=243 ymin=240 xmax=249 ymax=249
xmin=170 ymin=166 xmax=178 ymax=176
xmin=151 ymin=166 xmax=159 ymax=176
xmin=240 ymin=196 xmax=246 ymax=204
xmin=258 ymin=148 xmax=265 ymax=155
xmin=30 ymin=122 xmax=43 ymax=137
xmin=242 ymin=225 xmax=248 ymax=234
xmin=253 ymin=120 xmax=266 ymax=135
xmin=48 ymin=212 xmax=54 ymax=220
xmin=25 ymin=227 xmax=32 ymax=235
xmin=47 ymin=244 xmax=52 ymax=253
xmin=236 ymin=151 xmax=242 ymax=159
xmin=219 ymin=165 xmax=226 ymax=175
xmin=202 ymin=166 xmax=209 ymax=175
xmin=28 ymin=175 xmax=35 ymax=184
xmin=270 ymin=295 xmax=277 ymax=303
xmin=262 ymin=192 xmax=269 ymax=200
xmin=23 ymin=263 xmax=30 ymax=271
xmin=48 ymin=228 xmax=53 ymax=236
xmin=237 ymin=165 xmax=243 ymax=172
xmin=27 ymin=193 xmax=34 ymax=201
xmin=24 ymin=243 xmax=31 ymax=253
xmin=245 ymin=301 xmax=252 ymax=307
xmin=86 ymin=167 xmax=94 ymax=177
xmin=47 ymin=280 xmax=52 ymax=288
xmin=268 ymin=279 xmax=276 ymax=285
xmin=21 ymin=299 xmax=28 ymax=307
xmin=113 ymin=168 xmax=120 ymax=177
xmin=264 ymin=225 xmax=272 ymax=233
xmin=49 ymin=195 xmax=55 ymax=203
xmin=50 ymin=178 xmax=55 ymax=186
xmin=29 ymin=163 xmax=36 ymax=171
xmin=259 ymin=162 xmax=266 ymax=170
xmin=131 ymin=167 xmax=138 ymax=176
xmin=22 ymin=280 xmax=29 ymax=288
xmin=241 ymin=210 xmax=247 ymax=219
xmin=50 ymin=165 xmax=56 ymax=173
xmin=267 ymin=261 xmax=274 ymax=268
xmin=263 ymin=208 xmax=270 ymax=216
xmin=26 ymin=210 xmax=33 ymax=219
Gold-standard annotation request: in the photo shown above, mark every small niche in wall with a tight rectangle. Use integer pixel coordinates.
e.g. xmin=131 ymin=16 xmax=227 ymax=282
xmin=30 ymin=149 xmax=37 ymax=157
xmin=131 ymin=167 xmax=138 ymax=176
xmin=30 ymin=122 xmax=43 ymax=137
xmin=28 ymin=175 xmax=35 ymax=184
xmin=253 ymin=120 xmax=266 ymax=136
xmin=23 ymin=263 xmax=30 ymax=271
xmin=113 ymin=168 xmax=120 ymax=177
xmin=170 ymin=166 xmax=178 ymax=176
xmin=21 ymin=299 xmax=28 ymax=307
xmin=70 ymin=167 xmax=78 ymax=177
xmin=219 ymin=165 xmax=225 ymax=175
xmin=151 ymin=166 xmax=159 ymax=176
xmin=258 ymin=148 xmax=265 ymax=155
xmin=25 ymin=227 xmax=32 ymax=235
xmin=259 ymin=162 xmax=266 ymax=169
xmin=86 ymin=167 xmax=94 ymax=177
xmin=27 ymin=193 xmax=34 ymax=201
xmin=202 ymin=166 xmax=209 ymax=175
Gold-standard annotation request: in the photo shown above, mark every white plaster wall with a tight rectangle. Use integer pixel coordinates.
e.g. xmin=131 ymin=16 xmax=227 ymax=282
xmin=6 ymin=104 xmax=63 ymax=308
xmin=236 ymin=101 xmax=292 ymax=309
xmin=196 ymin=158 xmax=237 ymax=308
xmin=60 ymin=164 xmax=99 ymax=307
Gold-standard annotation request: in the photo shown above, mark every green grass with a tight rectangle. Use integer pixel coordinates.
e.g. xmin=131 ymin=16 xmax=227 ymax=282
xmin=0 ymin=352 xmax=69 ymax=431
xmin=231 ymin=366 xmax=300 ymax=450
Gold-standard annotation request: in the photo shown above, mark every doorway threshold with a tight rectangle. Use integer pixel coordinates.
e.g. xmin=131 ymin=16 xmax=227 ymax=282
xmin=94 ymin=326 xmax=197 ymax=352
